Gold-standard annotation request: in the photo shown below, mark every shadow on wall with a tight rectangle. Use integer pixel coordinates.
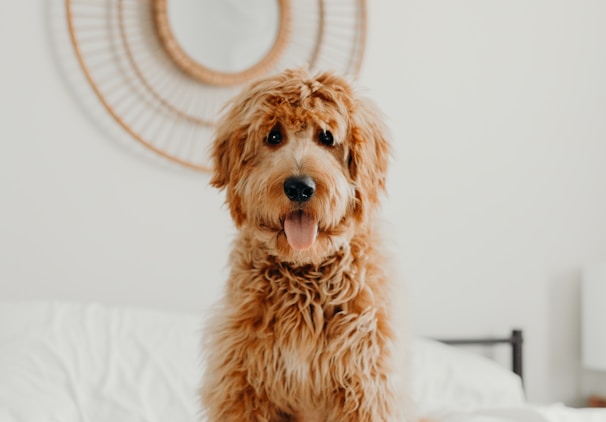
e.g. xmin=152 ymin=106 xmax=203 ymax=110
xmin=547 ymin=270 xmax=583 ymax=407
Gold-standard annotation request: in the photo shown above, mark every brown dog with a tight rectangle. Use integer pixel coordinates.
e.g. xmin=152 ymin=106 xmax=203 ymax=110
xmin=201 ymin=68 xmax=405 ymax=421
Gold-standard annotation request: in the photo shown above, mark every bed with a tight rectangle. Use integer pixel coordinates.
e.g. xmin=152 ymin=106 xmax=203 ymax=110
xmin=1 ymin=301 xmax=604 ymax=422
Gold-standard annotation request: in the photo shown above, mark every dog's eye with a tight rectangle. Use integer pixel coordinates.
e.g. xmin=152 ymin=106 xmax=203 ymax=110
xmin=318 ymin=130 xmax=334 ymax=147
xmin=266 ymin=128 xmax=283 ymax=146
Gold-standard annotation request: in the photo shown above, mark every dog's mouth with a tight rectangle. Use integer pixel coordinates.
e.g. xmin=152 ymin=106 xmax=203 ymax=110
xmin=283 ymin=210 xmax=319 ymax=251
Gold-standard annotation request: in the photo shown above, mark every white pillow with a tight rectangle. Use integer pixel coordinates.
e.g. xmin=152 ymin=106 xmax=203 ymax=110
xmin=410 ymin=337 xmax=526 ymax=416
xmin=0 ymin=301 xmax=202 ymax=422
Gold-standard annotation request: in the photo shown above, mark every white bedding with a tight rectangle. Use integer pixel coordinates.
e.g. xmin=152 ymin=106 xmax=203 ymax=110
xmin=0 ymin=302 xmax=201 ymax=422
xmin=0 ymin=301 xmax=604 ymax=422
xmin=411 ymin=337 xmax=525 ymax=414
xmin=434 ymin=404 xmax=606 ymax=422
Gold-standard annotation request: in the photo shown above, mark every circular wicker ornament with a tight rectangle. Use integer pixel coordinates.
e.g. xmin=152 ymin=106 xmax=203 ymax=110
xmin=66 ymin=0 xmax=367 ymax=172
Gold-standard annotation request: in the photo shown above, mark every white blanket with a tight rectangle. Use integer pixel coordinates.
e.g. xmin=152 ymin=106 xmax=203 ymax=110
xmin=0 ymin=302 xmax=201 ymax=422
xmin=434 ymin=404 xmax=606 ymax=422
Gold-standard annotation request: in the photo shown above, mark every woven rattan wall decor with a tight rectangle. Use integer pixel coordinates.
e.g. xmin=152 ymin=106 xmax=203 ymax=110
xmin=66 ymin=0 xmax=367 ymax=172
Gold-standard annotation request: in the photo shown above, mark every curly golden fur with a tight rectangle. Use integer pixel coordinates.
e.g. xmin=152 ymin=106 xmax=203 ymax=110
xmin=201 ymin=68 xmax=405 ymax=421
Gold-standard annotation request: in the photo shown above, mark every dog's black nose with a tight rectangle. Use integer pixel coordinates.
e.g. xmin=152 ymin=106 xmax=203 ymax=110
xmin=284 ymin=176 xmax=315 ymax=202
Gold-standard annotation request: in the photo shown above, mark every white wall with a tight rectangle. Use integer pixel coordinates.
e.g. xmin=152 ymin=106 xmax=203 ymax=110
xmin=1 ymin=0 xmax=605 ymax=405
xmin=360 ymin=0 xmax=606 ymax=405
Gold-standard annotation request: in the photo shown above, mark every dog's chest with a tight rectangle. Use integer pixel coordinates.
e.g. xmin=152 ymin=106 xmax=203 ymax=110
xmin=245 ymin=254 xmax=381 ymax=401
xmin=267 ymin=275 xmax=343 ymax=339
xmin=270 ymin=295 xmax=337 ymax=397
xmin=264 ymin=276 xmax=354 ymax=382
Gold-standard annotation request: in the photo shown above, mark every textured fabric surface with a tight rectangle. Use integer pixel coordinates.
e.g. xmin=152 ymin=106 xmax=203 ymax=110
xmin=411 ymin=337 xmax=526 ymax=414
xmin=0 ymin=302 xmax=202 ymax=422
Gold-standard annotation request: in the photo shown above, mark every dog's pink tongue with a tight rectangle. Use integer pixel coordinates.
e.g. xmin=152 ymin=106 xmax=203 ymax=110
xmin=284 ymin=212 xmax=318 ymax=250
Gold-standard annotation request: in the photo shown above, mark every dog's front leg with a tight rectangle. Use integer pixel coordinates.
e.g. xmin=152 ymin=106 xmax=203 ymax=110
xmin=324 ymin=384 xmax=398 ymax=422
xmin=202 ymin=379 xmax=287 ymax=422
xmin=201 ymin=350 xmax=285 ymax=421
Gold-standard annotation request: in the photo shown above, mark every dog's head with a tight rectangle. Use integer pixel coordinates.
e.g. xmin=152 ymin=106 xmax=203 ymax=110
xmin=211 ymin=68 xmax=390 ymax=263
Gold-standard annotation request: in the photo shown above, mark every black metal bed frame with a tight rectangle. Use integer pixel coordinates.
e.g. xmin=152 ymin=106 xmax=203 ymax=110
xmin=435 ymin=329 xmax=524 ymax=384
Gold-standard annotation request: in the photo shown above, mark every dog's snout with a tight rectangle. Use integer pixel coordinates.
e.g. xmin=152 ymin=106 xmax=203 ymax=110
xmin=284 ymin=176 xmax=315 ymax=202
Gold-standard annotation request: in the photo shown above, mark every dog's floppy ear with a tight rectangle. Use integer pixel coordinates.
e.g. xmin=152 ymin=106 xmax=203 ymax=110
xmin=209 ymin=102 xmax=250 ymax=189
xmin=349 ymin=96 xmax=391 ymax=219
xmin=209 ymin=130 xmax=240 ymax=189
xmin=210 ymin=78 xmax=269 ymax=188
